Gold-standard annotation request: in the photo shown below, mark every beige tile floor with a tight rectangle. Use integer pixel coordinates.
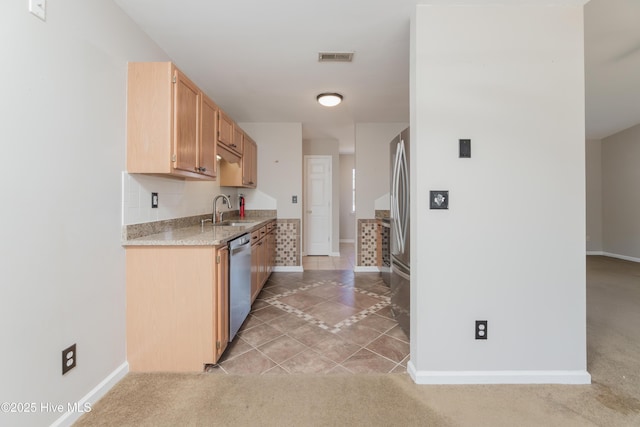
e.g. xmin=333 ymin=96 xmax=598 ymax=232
xmin=208 ymin=244 xmax=409 ymax=375
xmin=301 ymin=242 xmax=356 ymax=270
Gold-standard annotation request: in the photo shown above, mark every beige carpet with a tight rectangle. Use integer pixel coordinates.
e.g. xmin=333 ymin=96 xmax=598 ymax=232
xmin=74 ymin=373 xmax=447 ymax=426
xmin=75 ymin=256 xmax=640 ymax=426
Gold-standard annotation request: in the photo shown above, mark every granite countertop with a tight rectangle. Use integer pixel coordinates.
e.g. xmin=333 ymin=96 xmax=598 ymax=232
xmin=122 ymin=217 xmax=276 ymax=247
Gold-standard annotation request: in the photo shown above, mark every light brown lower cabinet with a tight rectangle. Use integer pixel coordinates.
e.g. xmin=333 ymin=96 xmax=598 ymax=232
xmin=251 ymin=235 xmax=260 ymax=302
xmin=215 ymin=246 xmax=229 ymax=361
xmin=251 ymin=220 xmax=276 ymax=302
xmin=126 ymin=245 xmax=228 ymax=372
xmin=267 ymin=223 xmax=276 ymax=276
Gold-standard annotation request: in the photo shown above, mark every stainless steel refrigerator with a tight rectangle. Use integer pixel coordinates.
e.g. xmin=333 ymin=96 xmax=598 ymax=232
xmin=390 ymin=127 xmax=410 ymax=339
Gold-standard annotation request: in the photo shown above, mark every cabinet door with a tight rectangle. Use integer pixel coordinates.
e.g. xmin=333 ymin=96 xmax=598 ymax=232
xmin=242 ymin=136 xmax=257 ymax=187
xmin=218 ymin=110 xmax=234 ymax=149
xmin=199 ymin=95 xmax=217 ymax=178
xmin=268 ymin=229 xmax=275 ymax=276
xmin=251 ymin=242 xmax=259 ymax=302
xmin=173 ymin=69 xmax=200 ymax=174
xmin=215 ymin=246 xmax=229 ymax=361
xmin=251 ymin=140 xmax=258 ymax=186
xmin=258 ymin=237 xmax=267 ymax=288
xmin=232 ymin=126 xmax=244 ymax=155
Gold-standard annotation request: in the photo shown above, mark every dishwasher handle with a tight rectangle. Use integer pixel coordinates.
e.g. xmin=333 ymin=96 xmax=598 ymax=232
xmin=229 ymin=233 xmax=251 ymax=251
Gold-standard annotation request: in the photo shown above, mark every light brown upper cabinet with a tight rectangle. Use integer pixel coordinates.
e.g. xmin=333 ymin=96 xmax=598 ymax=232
xmin=219 ymin=131 xmax=257 ymax=188
xmin=126 ymin=62 xmax=217 ymax=180
xmin=198 ymin=94 xmax=218 ymax=178
xmin=242 ymin=135 xmax=257 ymax=187
xmin=232 ymin=125 xmax=244 ymax=155
xmin=217 ymin=110 xmax=242 ymax=163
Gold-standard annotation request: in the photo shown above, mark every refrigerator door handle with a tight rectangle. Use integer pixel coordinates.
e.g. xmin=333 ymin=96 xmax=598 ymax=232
xmin=391 ymin=141 xmax=403 ymax=251
xmin=397 ymin=139 xmax=408 ymax=252
xmin=402 ymin=140 xmax=409 ymax=250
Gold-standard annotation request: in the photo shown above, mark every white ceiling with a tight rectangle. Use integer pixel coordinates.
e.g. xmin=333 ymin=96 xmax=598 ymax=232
xmin=114 ymin=0 xmax=640 ymax=152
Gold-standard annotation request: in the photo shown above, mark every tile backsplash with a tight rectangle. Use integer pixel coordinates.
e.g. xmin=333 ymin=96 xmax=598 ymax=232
xmin=275 ymin=219 xmax=300 ymax=267
xmin=358 ymin=219 xmax=379 ymax=267
xmin=122 ymin=172 xmax=223 ymax=225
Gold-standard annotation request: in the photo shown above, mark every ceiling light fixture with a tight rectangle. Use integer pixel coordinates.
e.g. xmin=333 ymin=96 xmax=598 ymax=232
xmin=317 ymin=93 xmax=343 ymax=107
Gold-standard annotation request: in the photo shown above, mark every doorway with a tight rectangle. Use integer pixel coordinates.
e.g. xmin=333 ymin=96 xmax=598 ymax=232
xmin=304 ymin=155 xmax=332 ymax=255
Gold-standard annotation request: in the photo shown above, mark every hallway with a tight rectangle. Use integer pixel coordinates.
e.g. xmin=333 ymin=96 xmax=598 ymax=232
xmin=210 ymin=243 xmax=410 ymax=374
xmin=302 ymin=242 xmax=356 ymax=270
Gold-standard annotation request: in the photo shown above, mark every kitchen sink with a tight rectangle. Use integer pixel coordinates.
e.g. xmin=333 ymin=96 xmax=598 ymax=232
xmin=213 ymin=220 xmax=259 ymax=227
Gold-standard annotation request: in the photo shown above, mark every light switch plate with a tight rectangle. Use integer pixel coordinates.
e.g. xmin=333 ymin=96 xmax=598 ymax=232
xmin=430 ymin=191 xmax=449 ymax=209
xmin=29 ymin=0 xmax=47 ymax=21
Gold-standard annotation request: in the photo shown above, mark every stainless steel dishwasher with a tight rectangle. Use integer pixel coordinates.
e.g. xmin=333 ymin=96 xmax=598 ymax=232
xmin=228 ymin=233 xmax=251 ymax=341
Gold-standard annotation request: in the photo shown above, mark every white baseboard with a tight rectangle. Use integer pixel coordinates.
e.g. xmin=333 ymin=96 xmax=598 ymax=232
xmin=586 ymin=251 xmax=604 ymax=256
xmin=407 ymin=361 xmax=591 ymax=385
xmin=602 ymin=252 xmax=640 ymax=263
xmin=340 ymin=239 xmax=355 ymax=243
xmin=273 ymin=266 xmax=304 ymax=272
xmin=353 ymin=266 xmax=380 ymax=273
xmin=51 ymin=362 xmax=129 ymax=427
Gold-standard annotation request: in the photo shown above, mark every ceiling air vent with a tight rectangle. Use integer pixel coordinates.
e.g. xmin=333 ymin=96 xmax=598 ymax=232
xmin=318 ymin=52 xmax=354 ymax=62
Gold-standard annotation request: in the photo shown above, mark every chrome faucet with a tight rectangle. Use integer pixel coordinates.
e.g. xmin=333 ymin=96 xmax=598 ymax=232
xmin=213 ymin=194 xmax=232 ymax=224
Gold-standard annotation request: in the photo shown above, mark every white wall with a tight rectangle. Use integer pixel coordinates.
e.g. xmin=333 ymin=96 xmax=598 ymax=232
xmin=303 ymin=139 xmax=340 ymax=254
xmin=0 ymin=1 xmax=169 ymax=425
xmin=410 ymin=4 xmax=589 ymax=384
xmin=601 ymin=123 xmax=640 ymax=261
xmin=339 ymin=154 xmax=356 ymax=242
xmin=585 ymin=139 xmax=603 ymax=252
xmin=239 ymin=123 xmax=303 ymax=220
xmin=354 ymin=123 xmax=408 ymax=220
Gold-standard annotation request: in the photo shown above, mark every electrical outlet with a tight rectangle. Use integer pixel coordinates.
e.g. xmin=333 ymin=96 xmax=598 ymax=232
xmin=151 ymin=193 xmax=158 ymax=208
xmin=292 ymin=195 xmax=297 ymax=203
xmin=459 ymin=139 xmax=471 ymax=158
xmin=475 ymin=320 xmax=488 ymax=340
xmin=62 ymin=344 xmax=76 ymax=375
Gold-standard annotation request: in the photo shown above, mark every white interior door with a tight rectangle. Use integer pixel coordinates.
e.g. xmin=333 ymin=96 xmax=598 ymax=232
xmin=305 ymin=156 xmax=332 ymax=255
